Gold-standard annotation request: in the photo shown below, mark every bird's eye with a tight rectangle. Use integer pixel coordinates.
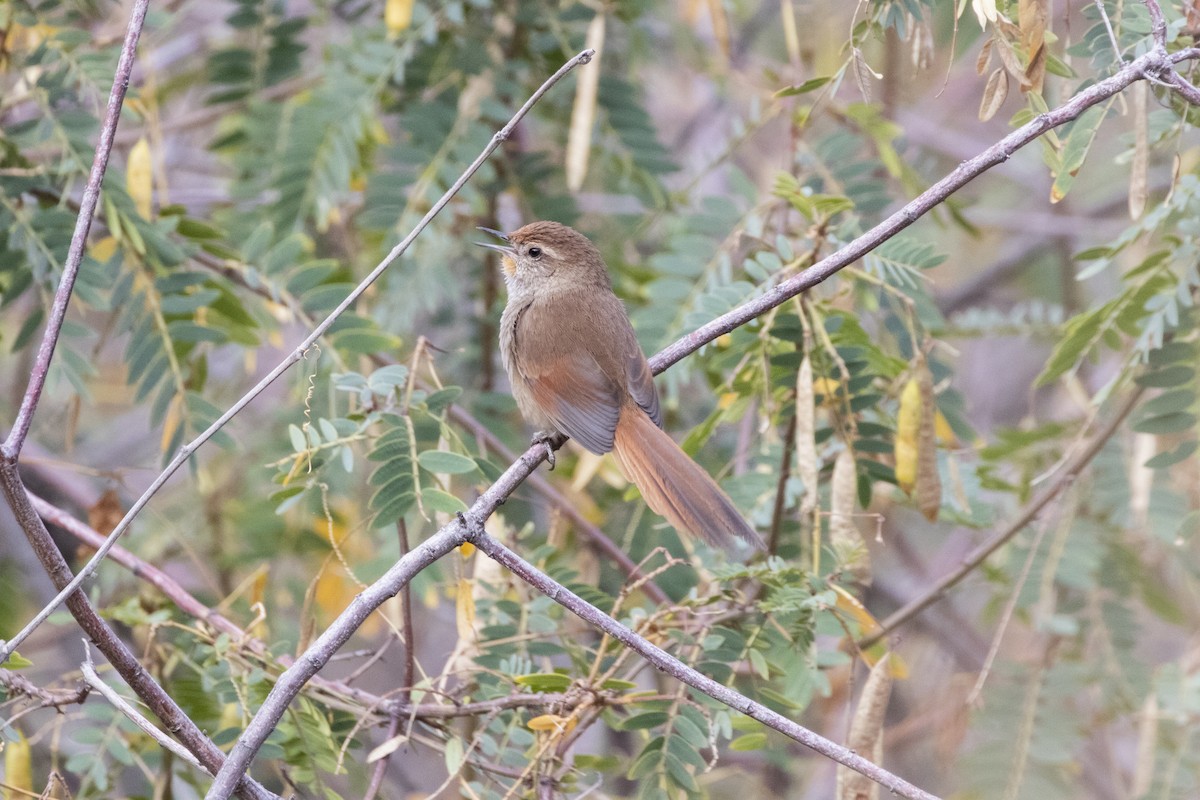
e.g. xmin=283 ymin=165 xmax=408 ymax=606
xmin=528 ymin=246 xmax=542 ymax=259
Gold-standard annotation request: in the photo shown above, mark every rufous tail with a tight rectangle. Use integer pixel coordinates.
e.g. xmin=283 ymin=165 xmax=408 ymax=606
xmin=612 ymin=405 xmax=763 ymax=551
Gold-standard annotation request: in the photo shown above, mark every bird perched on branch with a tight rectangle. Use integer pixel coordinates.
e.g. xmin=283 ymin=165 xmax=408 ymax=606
xmin=478 ymin=221 xmax=763 ymax=552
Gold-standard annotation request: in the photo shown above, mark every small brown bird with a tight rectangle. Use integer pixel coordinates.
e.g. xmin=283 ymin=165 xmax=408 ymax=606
xmin=479 ymin=221 xmax=763 ymax=551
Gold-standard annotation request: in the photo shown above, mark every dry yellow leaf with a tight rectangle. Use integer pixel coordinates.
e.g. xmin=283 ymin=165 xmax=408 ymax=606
xmin=978 ymin=67 xmax=1008 ymax=122
xmin=566 ymin=13 xmax=605 ymax=192
xmin=812 ymin=376 xmax=841 ymax=401
xmin=934 ymin=411 xmax=955 ymax=444
xmin=1018 ymin=0 xmax=1047 ymax=94
xmin=3 ymin=728 xmax=32 ymax=800
xmin=455 ymin=577 xmax=476 ymax=641
xmin=527 ymin=714 xmax=577 ymax=734
xmin=127 ymin=136 xmax=153 ymax=220
xmin=459 ymin=541 xmax=476 ymax=558
xmin=160 ymin=392 xmax=184 ymax=454
xmin=831 ymin=585 xmax=909 ymax=678
xmin=894 ymin=376 xmax=920 ymax=493
xmin=89 ymin=235 xmax=119 ymax=263
xmin=313 ymin=565 xmax=380 ymax=636
xmin=385 ymin=0 xmax=414 ymax=36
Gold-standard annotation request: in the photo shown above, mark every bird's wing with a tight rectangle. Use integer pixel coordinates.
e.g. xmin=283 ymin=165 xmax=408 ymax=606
xmin=514 ymin=291 xmax=661 ymax=454
xmin=623 ymin=345 xmax=661 ymax=428
xmin=515 ymin=299 xmax=624 ymax=455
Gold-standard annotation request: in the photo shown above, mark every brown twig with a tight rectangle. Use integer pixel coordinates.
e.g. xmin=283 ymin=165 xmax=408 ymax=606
xmin=857 ymin=388 xmax=1144 ymax=650
xmin=0 ymin=669 xmax=90 ymax=730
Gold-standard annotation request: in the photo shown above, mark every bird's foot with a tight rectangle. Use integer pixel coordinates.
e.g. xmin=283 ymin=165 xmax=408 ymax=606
xmin=532 ymin=431 xmax=557 ymax=470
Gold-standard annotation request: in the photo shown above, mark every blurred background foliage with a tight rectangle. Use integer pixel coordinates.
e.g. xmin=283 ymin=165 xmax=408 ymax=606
xmin=1 ymin=0 xmax=1199 ymax=798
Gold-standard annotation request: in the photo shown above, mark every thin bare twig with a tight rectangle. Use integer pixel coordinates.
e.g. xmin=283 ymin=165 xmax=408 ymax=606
xmin=0 ymin=670 xmax=90 ymax=731
xmin=649 ymin=48 xmax=1195 ymax=377
xmin=80 ymin=644 xmax=205 ymax=771
xmin=1092 ymin=0 xmax=1124 ymax=63
xmin=965 ymin=511 xmax=1055 ymax=706
xmin=0 ymin=48 xmax=597 ymax=666
xmin=203 ymin=43 xmax=1200 ymax=800
xmin=0 ymin=1 xmax=147 ymax=459
xmin=858 ymin=389 xmax=1143 ymax=650
xmin=1143 ymin=0 xmax=1167 ymax=47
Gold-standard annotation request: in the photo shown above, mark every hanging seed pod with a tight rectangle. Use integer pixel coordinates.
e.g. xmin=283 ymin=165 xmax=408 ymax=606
xmin=830 ymin=449 xmax=869 ymax=582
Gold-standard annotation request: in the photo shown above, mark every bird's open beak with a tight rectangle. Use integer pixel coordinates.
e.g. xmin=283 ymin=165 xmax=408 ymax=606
xmin=475 ymin=226 xmax=515 ymax=256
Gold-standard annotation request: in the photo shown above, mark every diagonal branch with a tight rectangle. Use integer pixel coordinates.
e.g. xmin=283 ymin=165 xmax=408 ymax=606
xmin=647 ymin=47 xmax=1194 ymax=377
xmin=0 ymin=48 xmax=597 ymax=665
xmin=81 ymin=644 xmax=206 ymax=772
xmin=200 ymin=43 xmax=1200 ymax=800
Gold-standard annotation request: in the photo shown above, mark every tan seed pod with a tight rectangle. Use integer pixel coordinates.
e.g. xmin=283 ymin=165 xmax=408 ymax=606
xmin=831 ymin=449 xmax=869 ymax=582
xmin=796 ymin=355 xmax=819 ymax=516
xmin=914 ymin=356 xmax=942 ymax=522
xmin=837 ymin=654 xmax=894 ymax=800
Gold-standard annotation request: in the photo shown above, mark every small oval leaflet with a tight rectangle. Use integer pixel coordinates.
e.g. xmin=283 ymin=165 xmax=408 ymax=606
xmin=417 ymin=450 xmax=478 ymax=474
